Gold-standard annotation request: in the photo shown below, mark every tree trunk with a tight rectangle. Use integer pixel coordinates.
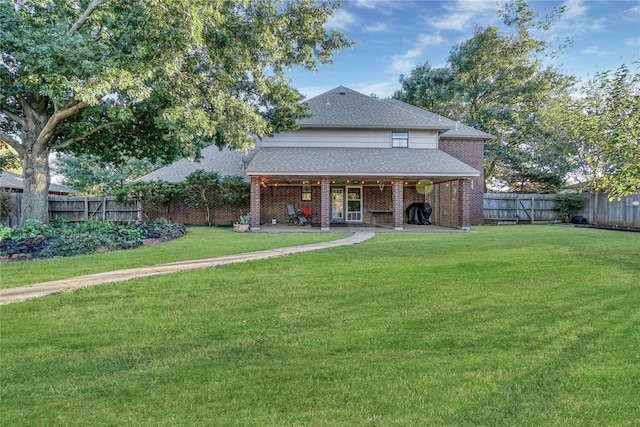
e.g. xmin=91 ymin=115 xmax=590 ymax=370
xmin=20 ymin=146 xmax=51 ymax=225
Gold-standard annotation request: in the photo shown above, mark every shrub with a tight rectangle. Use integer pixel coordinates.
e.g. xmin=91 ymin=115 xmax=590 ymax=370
xmin=134 ymin=218 xmax=186 ymax=239
xmin=0 ymin=226 xmax=12 ymax=240
xmin=555 ymin=193 xmax=585 ymax=222
xmin=39 ymin=231 xmax=113 ymax=258
xmin=0 ymin=219 xmax=186 ymax=260
xmin=0 ymin=235 xmax=49 ymax=257
xmin=0 ymin=220 xmax=54 ymax=257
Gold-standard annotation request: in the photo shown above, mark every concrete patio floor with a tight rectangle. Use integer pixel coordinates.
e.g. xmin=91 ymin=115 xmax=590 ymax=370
xmin=254 ymin=223 xmax=472 ymax=233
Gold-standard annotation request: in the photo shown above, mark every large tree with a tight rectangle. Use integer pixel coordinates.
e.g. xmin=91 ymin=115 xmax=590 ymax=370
xmin=0 ymin=0 xmax=351 ymax=224
xmin=53 ymin=154 xmax=157 ymax=195
xmin=394 ymin=0 xmax=573 ymax=191
xmin=545 ymin=65 xmax=640 ymax=199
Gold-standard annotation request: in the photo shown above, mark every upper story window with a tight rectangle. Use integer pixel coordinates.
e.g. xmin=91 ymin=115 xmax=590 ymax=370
xmin=392 ymin=131 xmax=408 ymax=148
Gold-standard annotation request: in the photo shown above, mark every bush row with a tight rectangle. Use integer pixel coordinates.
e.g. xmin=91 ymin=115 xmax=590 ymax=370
xmin=0 ymin=219 xmax=186 ymax=260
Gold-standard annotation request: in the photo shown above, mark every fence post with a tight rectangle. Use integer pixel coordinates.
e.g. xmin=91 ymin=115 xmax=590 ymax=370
xmin=531 ymin=195 xmax=535 ymax=224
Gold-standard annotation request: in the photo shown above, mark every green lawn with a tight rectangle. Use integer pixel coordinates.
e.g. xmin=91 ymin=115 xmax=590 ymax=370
xmin=0 ymin=227 xmax=347 ymax=288
xmin=1 ymin=226 xmax=639 ymax=426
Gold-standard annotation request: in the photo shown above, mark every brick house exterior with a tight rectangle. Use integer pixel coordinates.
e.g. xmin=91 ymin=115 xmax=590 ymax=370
xmin=139 ymin=86 xmax=493 ymax=229
xmin=246 ymin=87 xmax=493 ymax=230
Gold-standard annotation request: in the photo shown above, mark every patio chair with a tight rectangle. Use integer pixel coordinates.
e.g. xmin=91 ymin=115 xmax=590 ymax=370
xmin=286 ymin=204 xmax=308 ymax=225
xmin=301 ymin=206 xmax=312 ymax=219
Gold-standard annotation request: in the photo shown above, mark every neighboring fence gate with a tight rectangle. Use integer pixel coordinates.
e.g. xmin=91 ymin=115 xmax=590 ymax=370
xmin=2 ymin=194 xmax=142 ymax=227
xmin=483 ymin=193 xmax=559 ymax=223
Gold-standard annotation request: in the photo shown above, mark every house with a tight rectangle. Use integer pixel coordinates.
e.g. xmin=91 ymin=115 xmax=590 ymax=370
xmin=139 ymin=86 xmax=493 ymax=229
xmin=246 ymin=86 xmax=492 ymax=230
xmin=0 ymin=170 xmax=79 ymax=195
xmin=135 ymin=144 xmax=249 ymax=184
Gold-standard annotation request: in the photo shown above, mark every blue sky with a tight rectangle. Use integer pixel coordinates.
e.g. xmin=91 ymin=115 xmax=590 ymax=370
xmin=285 ymin=0 xmax=640 ymax=99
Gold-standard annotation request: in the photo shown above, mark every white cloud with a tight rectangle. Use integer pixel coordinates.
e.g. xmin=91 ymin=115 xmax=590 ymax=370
xmin=581 ymin=45 xmax=606 ymax=57
xmin=389 ymin=33 xmax=447 ymax=75
xmin=626 ymin=36 xmax=640 ymax=47
xmin=353 ymin=79 xmax=400 ymax=98
xmin=553 ymin=0 xmax=607 ymax=35
xmin=327 ymin=9 xmax=357 ymax=30
xmin=363 ymin=22 xmax=389 ymax=33
xmin=417 ymin=34 xmax=446 ymax=46
xmin=622 ymin=5 xmax=640 ymax=22
xmin=561 ymin=0 xmax=589 ymax=19
xmin=429 ymin=0 xmax=502 ymax=32
xmin=353 ymin=0 xmax=405 ymax=11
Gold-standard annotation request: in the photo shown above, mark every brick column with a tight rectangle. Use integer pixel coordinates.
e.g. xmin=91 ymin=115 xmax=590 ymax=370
xmin=250 ymin=176 xmax=261 ymax=231
xmin=393 ymin=179 xmax=404 ymax=230
xmin=458 ymin=178 xmax=471 ymax=230
xmin=321 ymin=177 xmax=330 ymax=231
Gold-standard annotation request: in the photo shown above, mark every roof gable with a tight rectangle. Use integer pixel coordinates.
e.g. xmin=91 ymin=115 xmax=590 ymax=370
xmin=299 ymin=86 xmax=449 ymax=130
xmin=298 ymin=86 xmax=493 ymax=139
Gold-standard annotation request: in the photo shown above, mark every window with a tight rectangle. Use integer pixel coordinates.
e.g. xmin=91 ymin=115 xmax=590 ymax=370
xmin=392 ymin=131 xmax=408 ymax=148
xmin=301 ymin=185 xmax=312 ymax=201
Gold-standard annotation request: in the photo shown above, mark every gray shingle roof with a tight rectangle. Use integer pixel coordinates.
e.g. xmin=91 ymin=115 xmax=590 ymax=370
xmin=246 ymin=147 xmax=479 ymax=177
xmin=0 ymin=171 xmax=79 ymax=194
xmin=135 ymin=144 xmax=249 ymax=183
xmin=299 ymin=86 xmax=451 ymax=130
xmin=299 ymin=86 xmax=494 ymax=139
xmin=383 ymin=99 xmax=494 ymax=139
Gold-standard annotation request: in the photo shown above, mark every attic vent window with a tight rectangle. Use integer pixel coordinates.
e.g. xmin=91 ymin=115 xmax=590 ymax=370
xmin=392 ymin=131 xmax=408 ymax=148
xmin=338 ymin=91 xmax=346 ymax=95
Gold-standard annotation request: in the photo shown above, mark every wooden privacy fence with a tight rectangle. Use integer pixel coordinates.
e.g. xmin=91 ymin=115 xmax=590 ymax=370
xmin=3 ymin=194 xmax=142 ymax=227
xmin=483 ymin=193 xmax=560 ymax=223
xmin=580 ymin=191 xmax=640 ymax=229
xmin=484 ymin=192 xmax=640 ymax=228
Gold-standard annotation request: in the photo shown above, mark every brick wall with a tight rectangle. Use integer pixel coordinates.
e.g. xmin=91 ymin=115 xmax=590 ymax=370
xmin=260 ymin=185 xmax=322 ymax=225
xmin=143 ymin=198 xmax=245 ymax=225
xmin=439 ymin=138 xmax=484 ymax=224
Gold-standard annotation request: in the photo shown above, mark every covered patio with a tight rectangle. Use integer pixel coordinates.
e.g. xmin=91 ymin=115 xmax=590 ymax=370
xmin=246 ymin=147 xmax=479 ymax=231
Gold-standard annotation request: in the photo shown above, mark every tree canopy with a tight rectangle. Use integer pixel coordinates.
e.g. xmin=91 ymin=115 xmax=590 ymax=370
xmin=0 ymin=0 xmax=352 ymax=223
xmin=53 ymin=154 xmax=158 ymax=195
xmin=394 ymin=0 xmax=574 ymax=192
xmin=546 ymin=65 xmax=640 ymax=199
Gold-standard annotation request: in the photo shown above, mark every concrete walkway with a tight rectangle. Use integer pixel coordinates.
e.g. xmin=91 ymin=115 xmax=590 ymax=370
xmin=0 ymin=232 xmax=375 ymax=305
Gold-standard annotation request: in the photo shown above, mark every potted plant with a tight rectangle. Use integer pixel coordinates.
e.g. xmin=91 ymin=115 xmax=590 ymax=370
xmin=233 ymin=212 xmax=251 ymax=232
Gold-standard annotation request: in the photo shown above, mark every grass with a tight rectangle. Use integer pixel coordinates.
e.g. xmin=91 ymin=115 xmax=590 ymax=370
xmin=0 ymin=226 xmax=347 ymax=288
xmin=1 ymin=225 xmax=639 ymax=425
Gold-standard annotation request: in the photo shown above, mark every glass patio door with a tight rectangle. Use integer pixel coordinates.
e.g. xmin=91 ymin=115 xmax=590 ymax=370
xmin=346 ymin=187 xmax=362 ymax=222
xmin=331 ymin=188 xmax=344 ymax=222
